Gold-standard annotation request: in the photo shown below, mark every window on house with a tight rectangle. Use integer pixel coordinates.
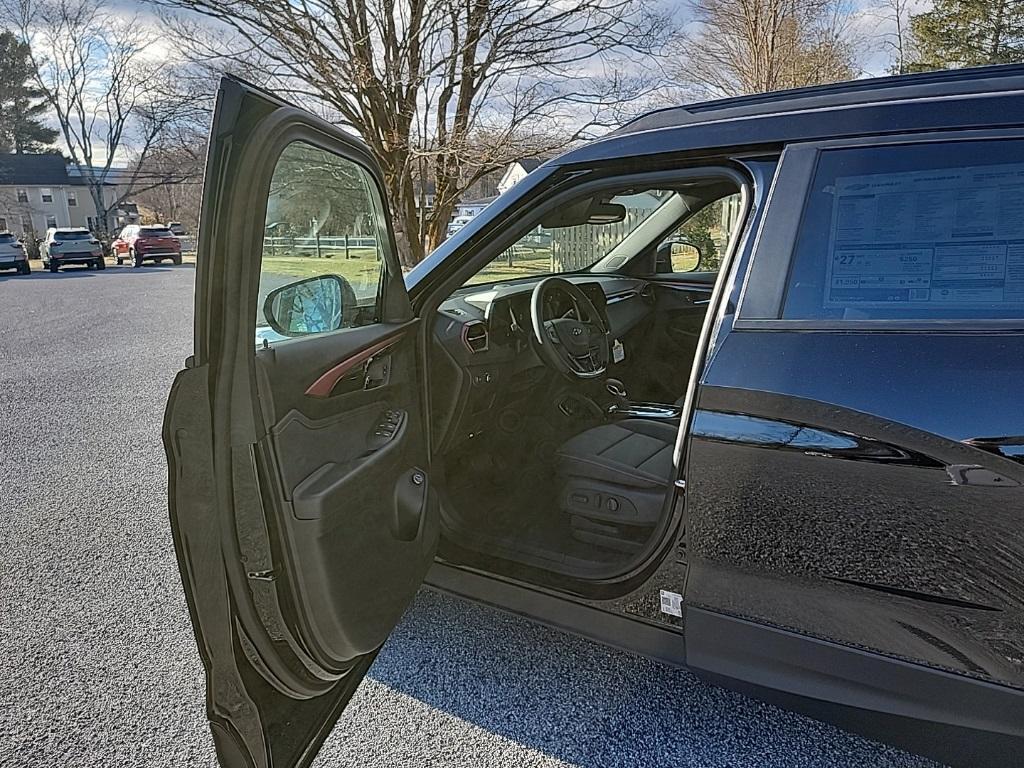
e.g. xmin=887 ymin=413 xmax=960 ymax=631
xmin=0 ymin=217 xmax=7 ymax=231
xmin=41 ymin=188 xmax=53 ymax=203
xmin=17 ymin=189 xmax=28 ymax=203
xmin=68 ymin=192 xmax=77 ymax=207
xmin=45 ymin=215 xmax=58 ymax=228
xmin=21 ymin=214 xmax=33 ymax=234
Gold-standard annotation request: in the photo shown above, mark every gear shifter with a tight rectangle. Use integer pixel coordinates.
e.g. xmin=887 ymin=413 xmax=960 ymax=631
xmin=605 ymin=378 xmax=630 ymax=412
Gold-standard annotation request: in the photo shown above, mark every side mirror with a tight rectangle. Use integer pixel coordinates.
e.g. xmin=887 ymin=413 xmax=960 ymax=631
xmin=263 ymin=274 xmax=354 ymax=337
xmin=655 ymin=238 xmax=702 ymax=273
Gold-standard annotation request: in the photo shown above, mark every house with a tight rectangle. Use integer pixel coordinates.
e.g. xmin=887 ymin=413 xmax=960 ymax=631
xmin=496 ymin=157 xmax=547 ymax=195
xmin=0 ymin=154 xmax=135 ymax=237
xmin=454 ymin=195 xmax=496 ymax=218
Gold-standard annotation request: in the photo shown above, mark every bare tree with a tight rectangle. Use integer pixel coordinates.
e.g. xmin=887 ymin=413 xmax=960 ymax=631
xmin=3 ymin=0 xmax=206 ymax=239
xmin=670 ymin=0 xmax=860 ymax=99
xmin=155 ymin=0 xmax=672 ymax=266
xmin=868 ymin=0 xmax=919 ymax=74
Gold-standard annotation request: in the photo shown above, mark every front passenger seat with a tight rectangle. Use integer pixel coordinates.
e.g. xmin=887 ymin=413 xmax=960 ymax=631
xmin=555 ymin=419 xmax=676 ymax=553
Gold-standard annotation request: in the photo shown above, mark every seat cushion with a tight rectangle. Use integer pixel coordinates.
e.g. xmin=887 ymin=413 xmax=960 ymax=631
xmin=556 ymin=419 xmax=676 ymax=489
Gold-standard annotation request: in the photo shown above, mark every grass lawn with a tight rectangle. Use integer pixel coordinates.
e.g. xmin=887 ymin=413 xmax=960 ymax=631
xmin=260 ymin=252 xmax=382 ymax=283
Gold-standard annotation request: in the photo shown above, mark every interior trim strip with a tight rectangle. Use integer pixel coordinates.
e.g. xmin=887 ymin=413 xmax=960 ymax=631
xmin=305 ymin=328 xmax=407 ymax=397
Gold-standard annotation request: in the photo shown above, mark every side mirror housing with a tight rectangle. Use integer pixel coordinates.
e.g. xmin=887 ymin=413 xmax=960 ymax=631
xmin=263 ymin=274 xmax=354 ymax=337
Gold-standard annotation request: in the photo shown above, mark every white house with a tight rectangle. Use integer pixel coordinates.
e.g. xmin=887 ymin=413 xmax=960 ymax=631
xmin=496 ymin=157 xmax=547 ymax=195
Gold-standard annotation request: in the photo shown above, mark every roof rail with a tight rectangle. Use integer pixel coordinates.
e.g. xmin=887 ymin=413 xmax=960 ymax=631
xmin=612 ymin=64 xmax=1024 ymax=136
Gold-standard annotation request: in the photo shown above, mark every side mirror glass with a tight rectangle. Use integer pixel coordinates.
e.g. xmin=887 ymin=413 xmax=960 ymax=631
xmin=656 ymin=238 xmax=702 ymax=273
xmin=263 ymin=274 xmax=352 ymax=336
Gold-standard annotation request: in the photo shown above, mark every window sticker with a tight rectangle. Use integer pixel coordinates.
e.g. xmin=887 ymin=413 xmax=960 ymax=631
xmin=824 ymin=162 xmax=1024 ymax=309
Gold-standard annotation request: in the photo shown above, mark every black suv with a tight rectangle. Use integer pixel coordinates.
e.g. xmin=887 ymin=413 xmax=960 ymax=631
xmin=165 ymin=66 xmax=1024 ymax=768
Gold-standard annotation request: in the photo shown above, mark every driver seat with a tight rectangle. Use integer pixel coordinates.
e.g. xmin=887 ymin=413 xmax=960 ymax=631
xmin=555 ymin=419 xmax=676 ymax=553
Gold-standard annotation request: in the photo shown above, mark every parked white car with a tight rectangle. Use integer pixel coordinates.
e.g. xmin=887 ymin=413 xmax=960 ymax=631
xmin=41 ymin=227 xmax=105 ymax=272
xmin=0 ymin=231 xmax=30 ymax=275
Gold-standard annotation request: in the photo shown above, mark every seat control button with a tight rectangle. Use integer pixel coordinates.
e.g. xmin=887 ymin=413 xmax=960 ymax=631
xmin=606 ymin=497 xmax=619 ymax=512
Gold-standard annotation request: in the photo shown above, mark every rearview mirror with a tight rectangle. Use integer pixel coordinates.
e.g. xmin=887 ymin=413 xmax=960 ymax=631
xmin=541 ymin=198 xmax=627 ymax=228
xmin=263 ymin=274 xmax=353 ymax=336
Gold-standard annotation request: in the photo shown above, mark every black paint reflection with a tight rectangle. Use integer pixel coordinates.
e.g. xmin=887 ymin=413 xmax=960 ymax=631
xmin=685 ymin=336 xmax=1024 ymax=691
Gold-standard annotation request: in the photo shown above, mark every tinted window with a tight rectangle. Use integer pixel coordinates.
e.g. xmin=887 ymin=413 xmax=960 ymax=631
xmin=139 ymin=227 xmax=173 ymax=237
xmin=782 ymin=140 xmax=1024 ymax=321
xmin=54 ymin=231 xmax=91 ymax=240
xmin=257 ymin=140 xmax=387 ymax=343
xmin=0 ymin=234 xmax=15 ymax=244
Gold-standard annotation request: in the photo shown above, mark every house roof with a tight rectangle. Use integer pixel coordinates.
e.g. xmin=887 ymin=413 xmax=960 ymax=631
xmin=516 ymin=158 xmax=546 ymax=172
xmin=0 ymin=153 xmax=77 ymax=186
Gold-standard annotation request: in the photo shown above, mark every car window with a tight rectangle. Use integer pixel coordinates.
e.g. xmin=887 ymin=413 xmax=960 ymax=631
xmin=782 ymin=139 xmax=1024 ymax=321
xmin=54 ymin=231 xmax=91 ymax=240
xmin=462 ymin=189 xmax=679 ymax=287
xmin=0 ymin=233 xmax=15 ymax=244
xmin=656 ymin=192 xmax=743 ymax=273
xmin=257 ymin=140 xmax=387 ymax=342
xmin=140 ymin=227 xmax=173 ymax=237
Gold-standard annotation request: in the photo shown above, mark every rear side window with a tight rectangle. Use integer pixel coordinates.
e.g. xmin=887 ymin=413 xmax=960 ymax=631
xmin=782 ymin=139 xmax=1024 ymax=321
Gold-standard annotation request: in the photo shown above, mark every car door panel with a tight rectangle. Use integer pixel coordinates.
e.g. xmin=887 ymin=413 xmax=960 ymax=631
xmin=164 ymin=76 xmax=437 ymax=768
xmin=253 ymin=329 xmax=435 ymax=667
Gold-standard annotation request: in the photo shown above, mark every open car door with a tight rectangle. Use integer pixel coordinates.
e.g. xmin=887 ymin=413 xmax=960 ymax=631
xmin=163 ymin=76 xmax=438 ymax=768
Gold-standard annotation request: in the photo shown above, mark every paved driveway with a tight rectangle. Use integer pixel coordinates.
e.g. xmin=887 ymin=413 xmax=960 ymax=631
xmin=0 ymin=264 xmax=939 ymax=767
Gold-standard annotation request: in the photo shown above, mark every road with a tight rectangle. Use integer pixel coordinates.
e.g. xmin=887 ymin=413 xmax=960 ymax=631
xmin=0 ymin=263 xmax=939 ymax=768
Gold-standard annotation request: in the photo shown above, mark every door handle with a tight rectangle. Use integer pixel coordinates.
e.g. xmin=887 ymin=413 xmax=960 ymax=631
xmin=363 ymin=354 xmax=391 ymax=390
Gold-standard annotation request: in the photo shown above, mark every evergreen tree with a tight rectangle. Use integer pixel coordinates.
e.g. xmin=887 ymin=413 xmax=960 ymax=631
xmin=908 ymin=0 xmax=1024 ymax=71
xmin=0 ymin=31 xmax=58 ymax=154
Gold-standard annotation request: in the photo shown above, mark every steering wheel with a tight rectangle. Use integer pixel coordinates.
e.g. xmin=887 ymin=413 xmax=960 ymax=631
xmin=530 ymin=277 xmax=611 ymax=380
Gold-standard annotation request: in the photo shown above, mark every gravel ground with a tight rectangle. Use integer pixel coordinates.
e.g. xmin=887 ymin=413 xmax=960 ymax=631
xmin=0 ymin=263 xmax=939 ymax=768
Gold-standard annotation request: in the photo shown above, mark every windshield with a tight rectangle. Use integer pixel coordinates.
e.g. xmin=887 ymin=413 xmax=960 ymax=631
xmin=55 ymin=231 xmax=91 ymax=240
xmin=460 ymin=189 xmax=681 ymax=288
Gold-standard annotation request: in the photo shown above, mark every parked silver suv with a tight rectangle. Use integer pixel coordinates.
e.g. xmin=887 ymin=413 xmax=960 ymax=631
xmin=41 ymin=227 xmax=105 ymax=272
xmin=0 ymin=231 xmax=30 ymax=275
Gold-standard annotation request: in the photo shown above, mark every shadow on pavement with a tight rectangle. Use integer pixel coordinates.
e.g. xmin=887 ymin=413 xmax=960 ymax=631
xmin=366 ymin=589 xmax=936 ymax=768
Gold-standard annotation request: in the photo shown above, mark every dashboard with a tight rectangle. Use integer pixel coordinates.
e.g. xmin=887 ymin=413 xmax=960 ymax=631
xmin=431 ymin=275 xmax=655 ymax=447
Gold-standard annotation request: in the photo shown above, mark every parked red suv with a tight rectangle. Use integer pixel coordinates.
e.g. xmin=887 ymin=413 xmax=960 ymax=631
xmin=110 ymin=224 xmax=183 ymax=266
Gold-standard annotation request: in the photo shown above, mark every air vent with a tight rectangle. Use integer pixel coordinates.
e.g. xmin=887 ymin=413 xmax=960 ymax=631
xmin=462 ymin=321 xmax=489 ymax=354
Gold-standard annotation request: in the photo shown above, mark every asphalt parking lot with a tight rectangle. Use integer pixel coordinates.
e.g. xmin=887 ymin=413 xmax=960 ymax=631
xmin=0 ymin=261 xmax=940 ymax=768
